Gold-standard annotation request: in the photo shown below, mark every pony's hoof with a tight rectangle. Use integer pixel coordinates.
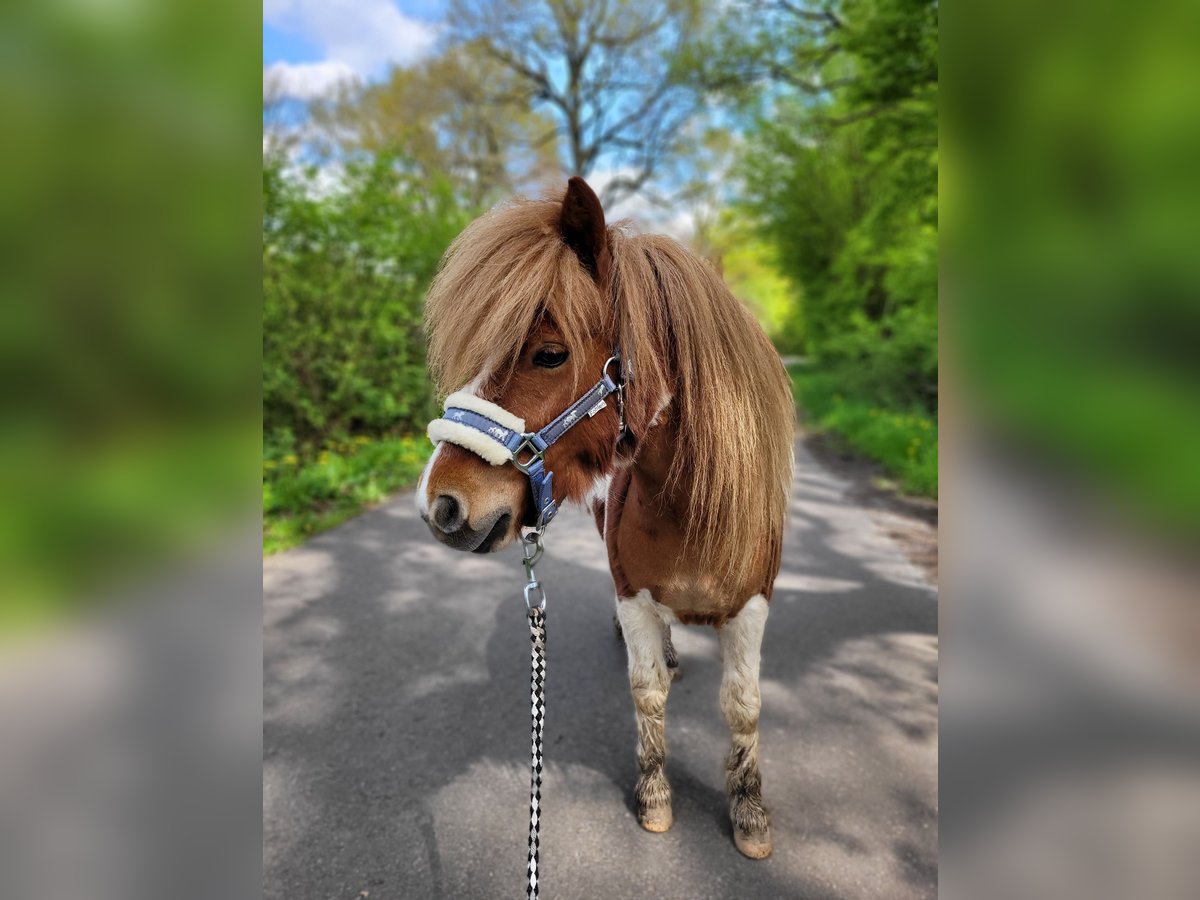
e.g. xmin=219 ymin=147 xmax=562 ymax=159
xmin=638 ymin=805 xmax=674 ymax=833
xmin=733 ymin=827 xmax=773 ymax=859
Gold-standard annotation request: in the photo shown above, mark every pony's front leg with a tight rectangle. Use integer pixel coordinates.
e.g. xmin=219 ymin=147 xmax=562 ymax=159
xmin=719 ymin=595 xmax=772 ymax=859
xmin=616 ymin=590 xmax=674 ymax=833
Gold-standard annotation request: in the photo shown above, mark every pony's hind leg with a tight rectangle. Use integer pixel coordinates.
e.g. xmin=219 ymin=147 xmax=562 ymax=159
xmin=719 ymin=595 xmax=772 ymax=859
xmin=664 ymin=625 xmax=680 ymax=681
xmin=616 ymin=590 xmax=674 ymax=833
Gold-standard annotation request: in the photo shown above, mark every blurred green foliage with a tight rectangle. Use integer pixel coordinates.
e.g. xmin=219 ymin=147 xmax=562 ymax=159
xmin=945 ymin=0 xmax=1200 ymax=531
xmin=1 ymin=0 xmax=258 ymax=629
xmin=263 ymin=155 xmax=470 ymax=457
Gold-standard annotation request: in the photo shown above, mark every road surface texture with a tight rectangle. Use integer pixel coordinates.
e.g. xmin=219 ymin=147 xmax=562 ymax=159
xmin=264 ymin=436 xmax=938 ymax=899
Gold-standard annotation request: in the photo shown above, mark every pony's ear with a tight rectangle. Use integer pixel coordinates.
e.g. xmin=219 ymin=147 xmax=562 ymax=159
xmin=559 ymin=176 xmax=611 ymax=284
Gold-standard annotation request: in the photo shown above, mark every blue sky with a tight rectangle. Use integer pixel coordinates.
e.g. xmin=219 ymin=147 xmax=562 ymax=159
xmin=264 ymin=0 xmax=446 ymax=98
xmin=262 ymin=0 xmax=701 ymax=234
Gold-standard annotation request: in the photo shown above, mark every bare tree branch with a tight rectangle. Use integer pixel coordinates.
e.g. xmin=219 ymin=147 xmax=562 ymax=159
xmin=447 ymin=0 xmax=700 ymax=199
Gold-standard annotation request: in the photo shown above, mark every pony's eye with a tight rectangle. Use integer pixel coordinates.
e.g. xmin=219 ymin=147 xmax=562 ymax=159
xmin=533 ymin=346 xmax=570 ymax=369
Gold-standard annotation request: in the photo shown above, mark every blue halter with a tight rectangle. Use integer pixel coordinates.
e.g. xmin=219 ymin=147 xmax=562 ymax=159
xmin=428 ymin=357 xmax=625 ymax=529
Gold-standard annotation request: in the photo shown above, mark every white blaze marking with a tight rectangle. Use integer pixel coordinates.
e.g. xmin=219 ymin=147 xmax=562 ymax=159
xmin=415 ymin=443 xmax=443 ymax=515
xmin=419 ymin=363 xmax=505 ymax=517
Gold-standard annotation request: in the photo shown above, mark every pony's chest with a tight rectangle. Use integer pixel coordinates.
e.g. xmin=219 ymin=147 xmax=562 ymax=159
xmin=607 ymin=479 xmax=743 ymax=621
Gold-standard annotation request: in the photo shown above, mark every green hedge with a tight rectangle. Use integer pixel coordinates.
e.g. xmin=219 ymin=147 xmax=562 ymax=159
xmin=263 ymin=154 xmax=470 ymax=458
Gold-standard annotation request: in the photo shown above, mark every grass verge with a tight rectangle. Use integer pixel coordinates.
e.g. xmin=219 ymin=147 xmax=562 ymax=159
xmin=263 ymin=435 xmax=432 ymax=555
xmin=790 ymin=366 xmax=937 ymax=497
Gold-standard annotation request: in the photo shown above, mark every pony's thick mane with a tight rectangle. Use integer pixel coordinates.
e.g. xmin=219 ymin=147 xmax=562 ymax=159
xmin=425 ymin=194 xmax=794 ymax=592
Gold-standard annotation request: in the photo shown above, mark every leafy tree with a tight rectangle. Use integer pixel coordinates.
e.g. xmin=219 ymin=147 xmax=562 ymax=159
xmin=447 ymin=0 xmax=705 ymax=204
xmin=693 ymin=0 xmax=938 ymax=411
xmin=263 ymin=156 xmax=470 ymax=455
xmin=309 ymin=45 xmax=559 ymax=207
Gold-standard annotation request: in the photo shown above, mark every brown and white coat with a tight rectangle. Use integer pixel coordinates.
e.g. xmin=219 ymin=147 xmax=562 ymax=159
xmin=418 ymin=177 xmax=793 ymax=859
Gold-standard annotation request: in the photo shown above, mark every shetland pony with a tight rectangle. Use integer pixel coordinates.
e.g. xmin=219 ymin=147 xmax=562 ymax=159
xmin=417 ymin=177 xmax=794 ymax=859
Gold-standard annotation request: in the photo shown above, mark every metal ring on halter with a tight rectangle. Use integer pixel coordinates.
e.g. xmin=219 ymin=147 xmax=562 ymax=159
xmin=603 ymin=355 xmax=621 ymax=383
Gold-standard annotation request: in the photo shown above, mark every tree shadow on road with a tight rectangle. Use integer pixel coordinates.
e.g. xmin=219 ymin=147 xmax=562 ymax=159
xmin=264 ymin=442 xmax=937 ymax=900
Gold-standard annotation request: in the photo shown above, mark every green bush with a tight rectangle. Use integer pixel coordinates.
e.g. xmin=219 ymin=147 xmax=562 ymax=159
xmin=263 ymin=435 xmax=432 ymax=554
xmin=263 ymin=154 xmax=470 ymax=457
xmin=792 ymin=367 xmax=937 ymax=497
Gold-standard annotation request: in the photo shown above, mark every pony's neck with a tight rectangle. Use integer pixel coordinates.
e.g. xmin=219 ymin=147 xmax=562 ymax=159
xmin=629 ymin=415 xmax=687 ymax=519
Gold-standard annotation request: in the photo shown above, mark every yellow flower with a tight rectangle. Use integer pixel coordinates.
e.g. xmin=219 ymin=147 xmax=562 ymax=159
xmin=263 ymin=460 xmax=277 ymax=471
xmin=283 ymin=454 xmax=298 ymax=466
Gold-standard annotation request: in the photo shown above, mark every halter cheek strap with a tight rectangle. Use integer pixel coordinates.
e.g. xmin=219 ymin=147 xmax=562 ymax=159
xmin=427 ymin=364 xmax=621 ymax=528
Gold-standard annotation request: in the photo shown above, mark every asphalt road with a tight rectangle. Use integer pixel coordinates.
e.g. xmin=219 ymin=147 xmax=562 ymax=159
xmin=264 ymin=437 xmax=938 ymax=900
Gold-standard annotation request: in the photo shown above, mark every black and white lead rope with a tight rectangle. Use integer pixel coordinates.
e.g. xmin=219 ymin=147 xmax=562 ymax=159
xmin=523 ymin=530 xmax=548 ymax=899
xmin=526 ymin=604 xmax=547 ymax=899
xmin=425 ymin=359 xmax=629 ymax=898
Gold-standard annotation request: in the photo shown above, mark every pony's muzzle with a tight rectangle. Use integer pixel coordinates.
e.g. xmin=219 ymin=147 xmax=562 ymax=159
xmin=419 ymin=442 xmax=525 ymax=553
xmin=422 ymin=494 xmax=514 ymax=553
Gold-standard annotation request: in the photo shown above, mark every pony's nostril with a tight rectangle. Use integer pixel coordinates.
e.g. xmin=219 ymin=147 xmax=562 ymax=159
xmin=432 ymin=494 xmax=465 ymax=533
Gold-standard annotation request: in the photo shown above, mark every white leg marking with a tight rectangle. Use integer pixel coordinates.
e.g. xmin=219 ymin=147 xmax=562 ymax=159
xmin=617 ymin=590 xmax=670 ymax=688
xmin=719 ymin=594 xmax=772 ymax=850
xmin=617 ymin=589 xmax=674 ymax=826
xmin=719 ymin=595 xmax=769 ymax=726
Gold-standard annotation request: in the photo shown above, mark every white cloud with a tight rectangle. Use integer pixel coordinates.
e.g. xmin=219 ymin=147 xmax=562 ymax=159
xmin=264 ymin=60 xmax=357 ymax=101
xmin=265 ymin=0 xmax=438 ymax=81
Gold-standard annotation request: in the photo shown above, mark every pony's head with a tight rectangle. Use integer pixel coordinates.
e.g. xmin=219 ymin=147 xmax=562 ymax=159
xmin=418 ymin=176 xmax=795 ymax=590
xmin=418 ymin=177 xmax=622 ymax=553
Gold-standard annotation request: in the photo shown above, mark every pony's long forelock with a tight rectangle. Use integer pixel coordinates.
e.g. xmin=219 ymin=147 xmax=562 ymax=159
xmin=424 ymin=192 xmax=795 ymax=594
xmin=424 ymin=197 xmax=614 ymax=397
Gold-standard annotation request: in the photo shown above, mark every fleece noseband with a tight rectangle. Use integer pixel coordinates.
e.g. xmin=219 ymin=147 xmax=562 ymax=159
xmin=427 ymin=359 xmax=623 ymax=528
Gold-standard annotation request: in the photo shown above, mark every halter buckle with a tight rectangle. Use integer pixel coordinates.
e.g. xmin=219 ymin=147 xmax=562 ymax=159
xmin=511 ymin=434 xmax=545 ymax=475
